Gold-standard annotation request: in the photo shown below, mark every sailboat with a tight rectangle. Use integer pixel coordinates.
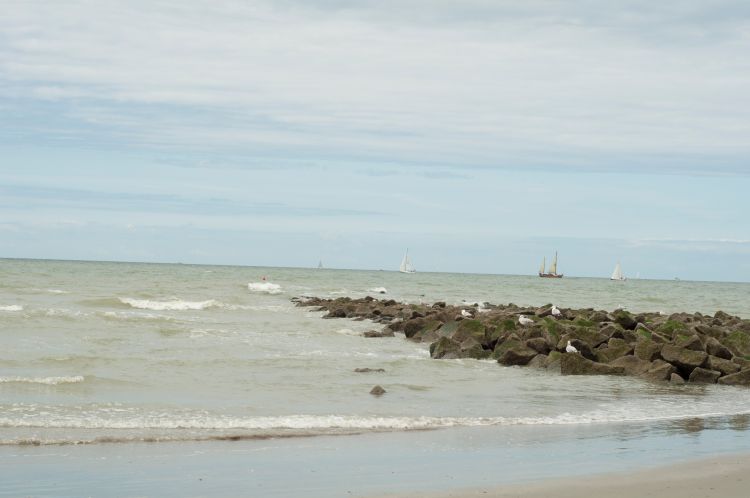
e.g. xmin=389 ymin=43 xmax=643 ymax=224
xmin=539 ymin=251 xmax=563 ymax=278
xmin=399 ymin=249 xmax=416 ymax=274
xmin=317 ymin=259 xmax=323 ymax=269
xmin=610 ymin=262 xmax=626 ymax=281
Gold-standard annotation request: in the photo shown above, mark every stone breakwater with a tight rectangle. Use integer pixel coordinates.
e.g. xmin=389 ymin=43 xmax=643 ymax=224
xmin=294 ymin=296 xmax=750 ymax=386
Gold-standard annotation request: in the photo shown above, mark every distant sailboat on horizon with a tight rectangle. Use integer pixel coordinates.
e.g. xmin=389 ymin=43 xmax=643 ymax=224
xmin=317 ymin=259 xmax=324 ymax=269
xmin=539 ymin=251 xmax=563 ymax=278
xmin=611 ymin=262 xmax=626 ymax=281
xmin=399 ymin=249 xmax=416 ymax=274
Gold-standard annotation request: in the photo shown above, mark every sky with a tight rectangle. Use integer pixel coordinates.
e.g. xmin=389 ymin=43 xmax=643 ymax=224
xmin=1 ymin=0 xmax=749 ymax=281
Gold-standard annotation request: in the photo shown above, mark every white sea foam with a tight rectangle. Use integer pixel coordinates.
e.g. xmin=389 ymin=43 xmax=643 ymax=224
xmin=119 ymin=298 xmax=221 ymax=311
xmin=368 ymin=287 xmax=388 ymax=294
xmin=5 ymin=409 xmax=750 ymax=432
xmin=0 ymin=305 xmax=23 ymax=312
xmin=0 ymin=376 xmax=84 ymax=385
xmin=247 ymin=282 xmax=283 ymax=294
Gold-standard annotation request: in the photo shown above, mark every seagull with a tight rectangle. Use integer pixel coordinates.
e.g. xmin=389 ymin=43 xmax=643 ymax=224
xmin=566 ymin=340 xmax=579 ymax=353
xmin=461 ymin=309 xmax=473 ymax=318
xmin=551 ymin=305 xmax=562 ymax=318
xmin=518 ymin=315 xmax=534 ymax=326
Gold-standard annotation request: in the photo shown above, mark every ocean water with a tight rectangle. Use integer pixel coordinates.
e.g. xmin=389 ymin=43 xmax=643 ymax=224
xmin=1 ymin=259 xmax=750 ymax=495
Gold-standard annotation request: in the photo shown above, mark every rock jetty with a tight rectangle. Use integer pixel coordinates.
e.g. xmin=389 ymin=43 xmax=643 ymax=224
xmin=294 ymin=296 xmax=750 ymax=386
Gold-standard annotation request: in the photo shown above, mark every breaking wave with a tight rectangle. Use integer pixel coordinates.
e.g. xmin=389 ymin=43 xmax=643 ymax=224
xmin=248 ymin=282 xmax=283 ymax=294
xmin=0 ymin=305 xmax=23 ymax=312
xmin=0 ymin=376 xmax=85 ymax=385
xmin=119 ymin=298 xmax=222 ymax=311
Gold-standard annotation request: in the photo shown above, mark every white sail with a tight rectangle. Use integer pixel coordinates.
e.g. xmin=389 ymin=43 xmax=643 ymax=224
xmin=611 ymin=262 xmax=625 ymax=281
xmin=317 ymin=260 xmax=323 ymax=269
xmin=539 ymin=257 xmax=546 ymax=274
xmin=399 ymin=249 xmax=415 ymax=273
xmin=549 ymin=252 xmax=558 ymax=274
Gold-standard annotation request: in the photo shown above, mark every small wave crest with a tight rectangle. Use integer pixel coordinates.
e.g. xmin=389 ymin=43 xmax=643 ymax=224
xmin=248 ymin=282 xmax=283 ymax=294
xmin=368 ymin=287 xmax=388 ymax=294
xmin=0 ymin=376 xmax=85 ymax=385
xmin=119 ymin=298 xmax=221 ymax=311
xmin=0 ymin=305 xmax=23 ymax=312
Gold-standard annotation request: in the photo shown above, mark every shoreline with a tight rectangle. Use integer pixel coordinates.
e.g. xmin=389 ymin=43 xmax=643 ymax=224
xmin=376 ymin=452 xmax=750 ymax=498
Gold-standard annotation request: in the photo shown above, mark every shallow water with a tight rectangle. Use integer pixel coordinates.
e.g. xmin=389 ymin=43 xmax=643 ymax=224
xmin=1 ymin=258 xmax=750 ymax=448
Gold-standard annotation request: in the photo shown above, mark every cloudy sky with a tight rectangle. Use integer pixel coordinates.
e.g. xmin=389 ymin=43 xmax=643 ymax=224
xmin=1 ymin=0 xmax=749 ymax=281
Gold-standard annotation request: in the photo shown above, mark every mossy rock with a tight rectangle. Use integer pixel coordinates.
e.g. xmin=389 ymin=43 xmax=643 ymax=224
xmin=573 ymin=316 xmax=595 ymax=328
xmin=429 ymin=337 xmax=461 ymax=359
xmin=634 ymin=338 xmax=662 ymax=362
xmin=613 ymin=310 xmax=637 ymax=330
xmin=451 ymin=319 xmax=486 ymax=343
xmin=657 ymin=320 xmax=688 ymax=338
xmin=596 ymin=338 xmax=634 ymax=363
xmin=724 ymin=331 xmax=750 ymax=357
xmin=405 ymin=319 xmax=443 ymax=341
xmin=560 ymin=353 xmax=625 ymax=376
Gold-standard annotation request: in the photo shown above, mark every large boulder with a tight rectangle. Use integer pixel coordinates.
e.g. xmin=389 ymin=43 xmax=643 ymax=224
xmin=560 ymin=353 xmax=625 ymax=376
xmin=707 ymin=355 xmax=741 ymax=376
xmin=640 ymin=359 xmax=677 ymax=382
xmin=688 ymin=367 xmax=721 ymax=384
xmin=660 ymin=344 xmax=707 ymax=375
xmin=403 ymin=318 xmax=438 ymax=339
xmin=609 ymin=355 xmax=652 ymax=376
xmin=525 ymin=337 xmax=551 ymax=355
xmin=613 ymin=310 xmax=637 ymax=330
xmin=674 ymin=334 xmax=705 ymax=352
xmin=429 ymin=337 xmax=461 ymax=359
xmin=450 ymin=319 xmax=486 ymax=344
xmin=704 ymin=337 xmax=733 ymax=360
xmin=718 ymin=369 xmax=750 ymax=386
xmin=724 ymin=331 xmax=750 ymax=357
xmin=596 ymin=338 xmax=634 ymax=363
xmin=634 ymin=337 xmax=662 ymax=362
xmin=496 ymin=339 xmax=538 ymax=366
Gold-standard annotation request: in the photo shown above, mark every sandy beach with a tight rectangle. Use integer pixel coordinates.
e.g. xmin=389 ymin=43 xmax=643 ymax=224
xmin=380 ymin=453 xmax=750 ymax=498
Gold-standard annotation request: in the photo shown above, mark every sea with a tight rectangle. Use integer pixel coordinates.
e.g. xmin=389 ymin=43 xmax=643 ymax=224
xmin=1 ymin=258 xmax=750 ymax=497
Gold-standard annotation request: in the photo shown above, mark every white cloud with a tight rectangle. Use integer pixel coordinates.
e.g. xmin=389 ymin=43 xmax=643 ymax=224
xmin=1 ymin=1 xmax=750 ymax=173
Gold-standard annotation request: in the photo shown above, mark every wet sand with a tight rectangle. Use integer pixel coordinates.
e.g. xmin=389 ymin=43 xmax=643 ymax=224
xmin=378 ymin=453 xmax=750 ymax=498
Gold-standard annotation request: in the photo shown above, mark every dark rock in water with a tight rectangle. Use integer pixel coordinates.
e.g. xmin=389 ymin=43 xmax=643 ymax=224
xmin=325 ymin=308 xmax=347 ymax=319
xmin=670 ymin=373 xmax=685 ymax=384
xmin=718 ymin=369 xmax=750 ymax=386
xmin=370 ymin=385 xmax=386 ymax=396
xmin=557 ymin=337 xmax=597 ymax=361
xmin=707 ymin=355 xmax=740 ymax=376
xmin=355 ymin=368 xmax=385 ymax=373
xmin=363 ymin=330 xmax=395 ymax=338
xmin=497 ymin=342 xmax=538 ymax=366
xmin=560 ymin=353 xmax=625 ymax=376
xmin=526 ymin=354 xmax=549 ymax=369
xmin=660 ymin=344 xmax=707 ymax=375
xmin=432 ymin=301 xmax=446 ymax=309
xmin=688 ymin=367 xmax=721 ymax=384
xmin=640 ymin=360 xmax=677 ymax=382
xmin=430 ymin=337 xmax=461 ymax=359
xmin=609 ymin=355 xmax=651 ymax=376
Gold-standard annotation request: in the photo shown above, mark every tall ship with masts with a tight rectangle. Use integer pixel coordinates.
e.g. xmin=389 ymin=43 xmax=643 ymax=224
xmin=538 ymin=251 xmax=563 ymax=278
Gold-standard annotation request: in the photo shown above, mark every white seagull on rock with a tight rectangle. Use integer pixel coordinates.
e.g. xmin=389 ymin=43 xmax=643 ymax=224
xmin=551 ymin=305 xmax=562 ymax=318
xmin=518 ymin=315 xmax=534 ymax=326
xmin=566 ymin=340 xmax=579 ymax=353
xmin=461 ymin=309 xmax=473 ymax=318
